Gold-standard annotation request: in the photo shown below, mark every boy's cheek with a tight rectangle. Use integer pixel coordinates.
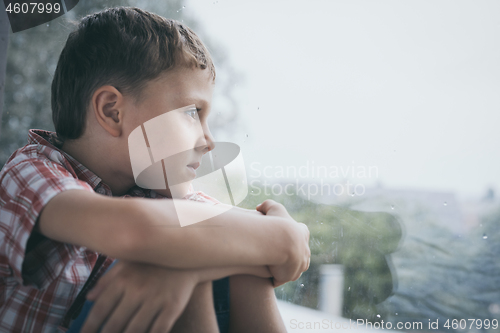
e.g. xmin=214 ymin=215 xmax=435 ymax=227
xmin=144 ymin=108 xmax=204 ymax=161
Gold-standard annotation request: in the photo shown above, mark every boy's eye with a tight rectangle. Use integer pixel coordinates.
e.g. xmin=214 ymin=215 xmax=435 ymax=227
xmin=185 ymin=108 xmax=198 ymax=120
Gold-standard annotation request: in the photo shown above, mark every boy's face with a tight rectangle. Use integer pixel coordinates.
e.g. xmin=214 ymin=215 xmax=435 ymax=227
xmin=123 ymin=67 xmax=215 ymax=197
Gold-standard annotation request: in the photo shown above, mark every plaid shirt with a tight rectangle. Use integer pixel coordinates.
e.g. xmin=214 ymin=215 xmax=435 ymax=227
xmin=0 ymin=129 xmax=219 ymax=333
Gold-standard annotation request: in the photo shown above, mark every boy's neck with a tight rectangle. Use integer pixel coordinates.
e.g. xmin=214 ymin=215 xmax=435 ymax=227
xmin=61 ymin=138 xmax=134 ymax=196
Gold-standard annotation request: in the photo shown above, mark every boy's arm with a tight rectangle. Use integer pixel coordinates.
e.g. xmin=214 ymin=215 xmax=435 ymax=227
xmin=74 ymin=197 xmax=308 ymax=333
xmin=38 ymin=189 xmax=309 ymax=278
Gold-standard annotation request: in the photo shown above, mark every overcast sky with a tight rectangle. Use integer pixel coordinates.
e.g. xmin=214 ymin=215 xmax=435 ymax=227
xmin=184 ymin=0 xmax=500 ymax=198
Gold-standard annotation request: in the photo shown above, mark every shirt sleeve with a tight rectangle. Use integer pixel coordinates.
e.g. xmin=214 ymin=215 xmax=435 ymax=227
xmin=0 ymin=159 xmax=94 ymax=289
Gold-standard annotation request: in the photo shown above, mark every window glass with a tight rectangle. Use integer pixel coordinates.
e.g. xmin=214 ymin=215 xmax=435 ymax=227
xmin=1 ymin=1 xmax=498 ymax=331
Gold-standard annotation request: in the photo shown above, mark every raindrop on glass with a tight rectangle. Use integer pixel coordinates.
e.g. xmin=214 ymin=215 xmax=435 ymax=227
xmin=246 ymin=134 xmax=249 ymax=138
xmin=376 ymin=314 xmax=381 ymax=318
xmin=483 ymin=234 xmax=488 ymax=240
xmin=390 ymin=205 xmax=394 ymax=210
xmin=443 ymin=201 xmax=447 ymax=206
xmin=395 ymin=312 xmax=398 ymax=316
xmin=300 ymin=283 xmax=304 ymax=288
xmin=351 ymin=192 xmax=355 ymax=197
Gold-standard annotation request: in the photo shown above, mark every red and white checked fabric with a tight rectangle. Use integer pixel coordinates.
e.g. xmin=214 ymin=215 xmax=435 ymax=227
xmin=0 ymin=129 xmax=219 ymax=332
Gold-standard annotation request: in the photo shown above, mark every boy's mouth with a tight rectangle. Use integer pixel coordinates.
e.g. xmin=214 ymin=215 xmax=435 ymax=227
xmin=186 ymin=162 xmax=200 ymax=178
xmin=187 ymin=162 xmax=200 ymax=170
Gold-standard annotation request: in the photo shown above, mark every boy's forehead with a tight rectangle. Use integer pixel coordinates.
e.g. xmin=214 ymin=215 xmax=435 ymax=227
xmin=158 ymin=67 xmax=214 ymax=88
xmin=143 ymin=67 xmax=214 ymax=102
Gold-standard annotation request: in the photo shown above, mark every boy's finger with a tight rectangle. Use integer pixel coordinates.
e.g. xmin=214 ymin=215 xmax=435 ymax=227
xmin=255 ymin=202 xmax=266 ymax=213
xmin=86 ymin=278 xmax=110 ymax=300
xmin=86 ymin=274 xmax=114 ymax=300
xmin=100 ymin=292 xmax=142 ymax=333
xmin=123 ymin=303 xmax=161 ymax=333
xmin=87 ymin=262 xmax=122 ymax=299
xmin=272 ymin=279 xmax=285 ymax=288
xmin=80 ymin=285 xmax=123 ymax=333
xmin=150 ymin=307 xmax=183 ymax=333
xmin=255 ymin=199 xmax=275 ymax=214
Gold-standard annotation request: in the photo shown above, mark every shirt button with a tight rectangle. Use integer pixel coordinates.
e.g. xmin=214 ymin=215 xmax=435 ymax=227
xmin=96 ymin=187 xmax=106 ymax=194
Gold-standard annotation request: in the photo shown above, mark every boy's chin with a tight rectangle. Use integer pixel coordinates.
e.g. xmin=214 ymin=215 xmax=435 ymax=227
xmin=153 ymin=182 xmax=192 ymax=199
xmin=153 ymin=188 xmax=172 ymax=198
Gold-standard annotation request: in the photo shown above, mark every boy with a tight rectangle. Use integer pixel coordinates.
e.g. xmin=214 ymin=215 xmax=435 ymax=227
xmin=0 ymin=7 xmax=310 ymax=333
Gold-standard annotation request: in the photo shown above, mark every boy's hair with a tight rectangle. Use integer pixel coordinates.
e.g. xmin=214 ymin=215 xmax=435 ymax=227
xmin=51 ymin=7 xmax=215 ymax=141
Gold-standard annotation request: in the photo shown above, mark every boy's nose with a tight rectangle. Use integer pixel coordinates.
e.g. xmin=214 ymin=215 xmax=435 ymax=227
xmin=204 ymin=130 xmax=215 ymax=153
xmin=197 ymin=125 xmax=215 ymax=154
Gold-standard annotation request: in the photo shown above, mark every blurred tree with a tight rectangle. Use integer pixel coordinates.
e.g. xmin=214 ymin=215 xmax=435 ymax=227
xmin=0 ymin=0 xmax=242 ymax=166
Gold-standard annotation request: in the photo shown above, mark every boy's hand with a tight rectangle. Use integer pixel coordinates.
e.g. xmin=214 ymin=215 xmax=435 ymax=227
xmin=81 ymin=261 xmax=199 ymax=333
xmin=256 ymin=199 xmax=291 ymax=219
xmin=256 ymin=200 xmax=311 ymax=287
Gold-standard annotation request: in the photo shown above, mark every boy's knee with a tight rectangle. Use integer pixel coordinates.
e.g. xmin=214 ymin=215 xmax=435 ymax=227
xmin=230 ymin=275 xmax=274 ymax=293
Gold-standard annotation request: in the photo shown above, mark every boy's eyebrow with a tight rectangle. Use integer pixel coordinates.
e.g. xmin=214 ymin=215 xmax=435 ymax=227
xmin=185 ymin=97 xmax=209 ymax=108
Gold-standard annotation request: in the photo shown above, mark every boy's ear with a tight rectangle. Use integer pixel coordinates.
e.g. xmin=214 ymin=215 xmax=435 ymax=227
xmin=92 ymin=86 xmax=125 ymax=137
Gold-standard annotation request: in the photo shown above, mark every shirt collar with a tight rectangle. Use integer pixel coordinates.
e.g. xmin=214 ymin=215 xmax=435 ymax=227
xmin=28 ymin=129 xmax=107 ymax=191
